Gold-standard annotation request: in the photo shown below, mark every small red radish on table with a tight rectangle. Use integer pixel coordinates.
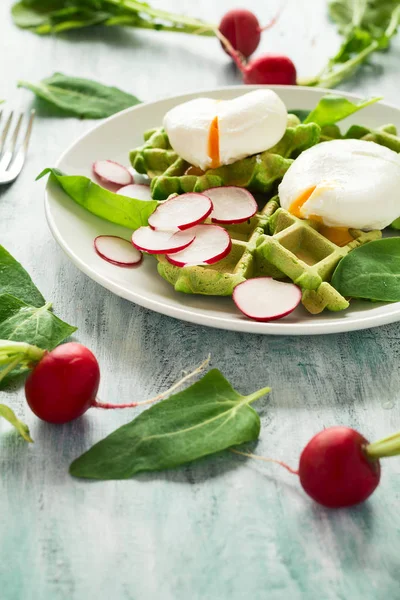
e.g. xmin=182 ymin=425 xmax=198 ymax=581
xmin=0 ymin=341 xmax=208 ymax=424
xmin=217 ymin=23 xmax=297 ymax=86
xmin=235 ymin=425 xmax=400 ymax=508
xmin=219 ymin=9 xmax=261 ymax=59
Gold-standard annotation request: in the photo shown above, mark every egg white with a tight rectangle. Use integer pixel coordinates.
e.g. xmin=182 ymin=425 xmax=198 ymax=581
xmin=163 ymin=90 xmax=288 ymax=171
xmin=278 ymin=139 xmax=400 ymax=230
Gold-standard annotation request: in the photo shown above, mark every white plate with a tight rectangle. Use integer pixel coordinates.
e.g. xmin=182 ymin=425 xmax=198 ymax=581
xmin=45 ymin=85 xmax=400 ymax=335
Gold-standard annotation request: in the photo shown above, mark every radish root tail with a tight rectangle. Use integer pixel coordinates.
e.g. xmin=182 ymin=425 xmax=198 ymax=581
xmin=230 ymin=448 xmax=299 ymax=475
xmin=93 ymin=355 xmax=211 ymax=410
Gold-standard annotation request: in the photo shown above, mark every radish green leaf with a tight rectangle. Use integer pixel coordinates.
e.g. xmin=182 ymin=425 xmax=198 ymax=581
xmin=332 ymin=238 xmax=400 ymax=302
xmin=38 ymin=168 xmax=158 ymax=230
xmin=70 ymin=369 xmax=270 ymax=480
xmin=18 ymin=73 xmax=141 ymax=119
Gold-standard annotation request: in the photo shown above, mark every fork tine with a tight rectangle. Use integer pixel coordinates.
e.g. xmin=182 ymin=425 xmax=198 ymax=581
xmin=0 ymin=113 xmax=23 ymax=172
xmin=0 ymin=112 xmax=13 ymax=155
xmin=22 ymin=110 xmax=35 ymax=153
xmin=9 ymin=113 xmax=23 ymax=154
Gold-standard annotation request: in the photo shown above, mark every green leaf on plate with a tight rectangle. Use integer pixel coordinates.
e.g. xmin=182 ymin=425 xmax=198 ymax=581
xmin=0 ymin=245 xmax=45 ymax=308
xmin=304 ymin=95 xmax=381 ymax=127
xmin=332 ymin=238 xmax=400 ymax=302
xmin=18 ymin=72 xmax=141 ymax=119
xmin=0 ymin=403 xmax=33 ymax=443
xmin=38 ymin=168 xmax=158 ymax=230
xmin=70 ymin=369 xmax=270 ymax=480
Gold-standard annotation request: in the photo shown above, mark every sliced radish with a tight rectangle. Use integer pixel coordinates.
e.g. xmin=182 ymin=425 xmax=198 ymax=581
xmin=93 ymin=160 xmax=133 ymax=186
xmin=204 ymin=187 xmax=258 ymax=224
xmin=233 ymin=278 xmax=301 ymax=322
xmin=166 ymin=224 xmax=231 ymax=267
xmin=94 ymin=236 xmax=142 ymax=267
xmin=148 ymin=193 xmax=212 ymax=232
xmin=132 ymin=227 xmax=195 ymax=255
xmin=117 ymin=184 xmax=153 ymax=201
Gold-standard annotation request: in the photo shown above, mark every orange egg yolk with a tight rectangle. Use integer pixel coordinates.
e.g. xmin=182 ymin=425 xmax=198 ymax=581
xmin=289 ymin=186 xmax=354 ymax=247
xmin=208 ymin=116 xmax=220 ymax=169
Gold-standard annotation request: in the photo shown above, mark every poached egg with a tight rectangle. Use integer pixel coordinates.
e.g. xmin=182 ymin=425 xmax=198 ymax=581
xmin=163 ymin=90 xmax=287 ymax=171
xmin=279 ymin=138 xmax=400 ymax=235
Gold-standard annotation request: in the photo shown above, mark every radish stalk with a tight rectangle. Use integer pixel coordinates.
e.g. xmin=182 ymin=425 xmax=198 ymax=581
xmin=230 ymin=448 xmax=299 ymax=475
xmin=0 ymin=341 xmax=45 ymax=384
xmin=365 ymin=431 xmax=400 ymax=459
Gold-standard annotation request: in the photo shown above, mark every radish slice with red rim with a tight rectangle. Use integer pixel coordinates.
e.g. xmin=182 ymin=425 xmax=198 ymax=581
xmin=233 ymin=278 xmax=301 ymax=321
xmin=148 ymin=193 xmax=212 ymax=232
xmin=204 ymin=186 xmax=258 ymax=224
xmin=117 ymin=184 xmax=152 ymax=201
xmin=132 ymin=226 xmax=195 ymax=254
xmin=166 ymin=224 xmax=231 ymax=267
xmin=93 ymin=160 xmax=133 ymax=186
xmin=94 ymin=236 xmax=142 ymax=267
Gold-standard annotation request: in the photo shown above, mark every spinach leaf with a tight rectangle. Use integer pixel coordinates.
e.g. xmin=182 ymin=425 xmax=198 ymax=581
xmin=70 ymin=369 xmax=270 ymax=480
xmin=332 ymin=238 xmax=400 ymax=301
xmin=38 ymin=168 xmax=158 ymax=230
xmin=0 ymin=302 xmax=76 ymax=350
xmin=304 ymin=95 xmax=381 ymax=127
xmin=0 ymin=245 xmax=45 ymax=307
xmin=18 ymin=73 xmax=141 ymax=119
xmin=0 ymin=404 xmax=33 ymax=443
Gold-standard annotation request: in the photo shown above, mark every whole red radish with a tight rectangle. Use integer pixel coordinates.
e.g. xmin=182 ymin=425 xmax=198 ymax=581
xmin=219 ymin=9 xmax=261 ymax=58
xmin=243 ymin=55 xmax=297 ymax=85
xmin=218 ymin=25 xmax=297 ymax=86
xmin=234 ymin=425 xmax=393 ymax=508
xmin=25 ymin=343 xmax=100 ymax=424
xmin=299 ymin=427 xmax=380 ymax=508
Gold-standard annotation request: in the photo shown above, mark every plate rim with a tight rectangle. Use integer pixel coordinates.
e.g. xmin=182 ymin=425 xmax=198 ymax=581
xmin=45 ymin=84 xmax=400 ymax=335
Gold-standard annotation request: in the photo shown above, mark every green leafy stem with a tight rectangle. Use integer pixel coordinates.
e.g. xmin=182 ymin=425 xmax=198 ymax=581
xmin=0 ymin=339 xmax=45 ymax=385
xmin=366 ymin=431 xmax=400 ymax=459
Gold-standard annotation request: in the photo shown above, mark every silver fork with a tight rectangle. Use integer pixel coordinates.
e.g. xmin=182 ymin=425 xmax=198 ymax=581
xmin=0 ymin=110 xmax=35 ymax=185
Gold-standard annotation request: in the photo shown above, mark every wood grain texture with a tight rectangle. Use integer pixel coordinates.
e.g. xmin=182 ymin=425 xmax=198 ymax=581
xmin=1 ymin=1 xmax=400 ymax=598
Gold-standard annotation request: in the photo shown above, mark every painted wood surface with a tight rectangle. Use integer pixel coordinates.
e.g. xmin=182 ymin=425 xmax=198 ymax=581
xmin=1 ymin=1 xmax=400 ymax=598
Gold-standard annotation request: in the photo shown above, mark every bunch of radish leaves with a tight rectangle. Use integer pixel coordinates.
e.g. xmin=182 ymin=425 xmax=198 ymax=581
xmin=306 ymin=0 xmax=400 ymax=87
xmin=0 ymin=245 xmax=75 ymax=440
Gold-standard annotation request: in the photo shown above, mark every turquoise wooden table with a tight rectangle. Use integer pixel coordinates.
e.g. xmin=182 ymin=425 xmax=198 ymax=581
xmin=2 ymin=1 xmax=400 ymax=598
